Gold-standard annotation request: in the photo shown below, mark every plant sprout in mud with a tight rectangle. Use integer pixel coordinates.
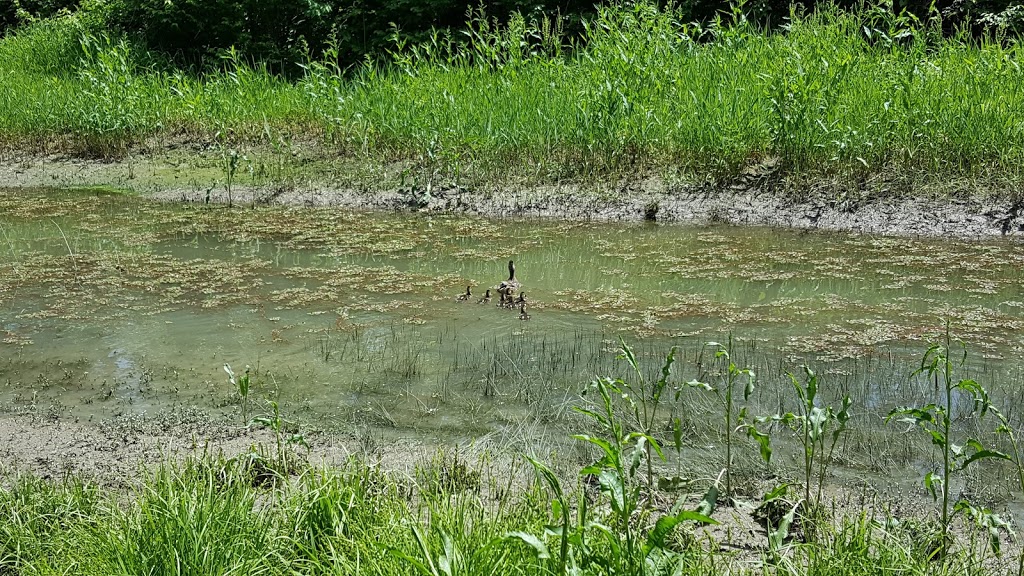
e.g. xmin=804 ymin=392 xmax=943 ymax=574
xmin=753 ymin=365 xmax=852 ymax=527
xmin=687 ymin=337 xmax=756 ymax=502
xmin=887 ymin=326 xmax=1012 ymax=561
xmin=224 ymin=363 xmax=251 ymax=425
xmin=521 ymin=354 xmax=717 ymax=576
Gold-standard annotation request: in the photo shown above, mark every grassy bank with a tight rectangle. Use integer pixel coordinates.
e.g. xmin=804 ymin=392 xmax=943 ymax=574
xmin=0 ymin=450 xmax=963 ymax=576
xmin=1 ymin=3 xmax=1024 ymax=193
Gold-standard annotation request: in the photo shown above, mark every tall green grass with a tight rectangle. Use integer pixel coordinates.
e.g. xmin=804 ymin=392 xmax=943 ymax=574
xmin=1 ymin=3 xmax=1024 ymax=186
xmin=0 ymin=451 xmax=991 ymax=576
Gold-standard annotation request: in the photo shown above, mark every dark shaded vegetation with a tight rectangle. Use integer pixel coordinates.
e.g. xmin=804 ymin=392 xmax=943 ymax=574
xmin=4 ymin=0 xmax=1024 ymax=73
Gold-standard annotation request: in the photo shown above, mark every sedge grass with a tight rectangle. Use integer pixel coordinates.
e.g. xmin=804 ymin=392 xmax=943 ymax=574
xmin=1 ymin=3 xmax=1023 ymax=192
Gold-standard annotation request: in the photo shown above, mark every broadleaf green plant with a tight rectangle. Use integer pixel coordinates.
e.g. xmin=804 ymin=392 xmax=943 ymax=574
xmin=886 ymin=326 xmax=1009 ymax=561
xmin=615 ymin=338 xmax=677 ymax=494
xmin=520 ymin=345 xmax=716 ymax=576
xmin=742 ymin=364 xmax=851 ymax=546
xmin=783 ymin=365 xmax=851 ymax=510
xmin=251 ymin=400 xmax=309 ymax=475
xmin=687 ymin=337 xmax=756 ymax=501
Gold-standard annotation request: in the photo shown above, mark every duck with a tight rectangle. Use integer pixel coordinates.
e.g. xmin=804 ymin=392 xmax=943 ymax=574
xmin=496 ymin=260 xmax=521 ymax=304
xmin=518 ymin=304 xmax=530 ymax=321
xmin=456 ymin=286 xmax=472 ymax=302
xmin=477 ymin=289 xmax=491 ymax=304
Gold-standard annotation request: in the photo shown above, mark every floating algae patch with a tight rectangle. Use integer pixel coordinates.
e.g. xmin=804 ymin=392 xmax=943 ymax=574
xmin=3 ymin=187 xmax=1024 ymax=437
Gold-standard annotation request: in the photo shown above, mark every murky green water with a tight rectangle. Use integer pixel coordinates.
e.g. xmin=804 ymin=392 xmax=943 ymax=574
xmin=2 ymin=187 xmax=1024 ymax=439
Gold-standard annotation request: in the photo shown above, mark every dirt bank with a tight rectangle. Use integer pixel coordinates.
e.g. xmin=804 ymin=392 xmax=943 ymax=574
xmin=2 ymin=147 xmax=1023 ymax=239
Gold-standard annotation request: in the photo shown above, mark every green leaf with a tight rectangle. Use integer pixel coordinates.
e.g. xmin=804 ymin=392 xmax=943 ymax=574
xmin=802 ymin=365 xmax=817 ymax=403
xmin=654 ymin=346 xmax=678 ymax=402
xmin=743 ymin=373 xmax=755 ymax=401
xmin=636 ymin=433 xmax=665 ymax=460
xmin=769 ymin=500 xmax=801 ymax=551
xmin=832 ymin=396 xmax=852 ymax=441
xmin=675 ymin=510 xmax=717 ymax=525
xmin=954 ymin=500 xmax=1009 ymax=557
xmin=645 ymin=516 xmax=681 ymax=552
xmin=409 ymin=525 xmax=439 ymax=576
xmin=506 ymin=532 xmax=551 ymax=559
xmin=744 ymin=425 xmax=773 ymax=465
xmin=645 ymin=511 xmax=718 ymax=553
xmin=573 ymin=407 xmax=608 ymax=427
xmin=686 ymin=379 xmax=713 ymax=392
xmin=927 ymin=429 xmax=946 ymax=447
xmin=763 ymin=483 xmax=791 ymax=501
xmin=572 ymin=434 xmax=618 ymax=467
xmin=525 ymin=456 xmax=565 ymax=503
xmin=598 ymin=469 xmax=626 ymax=514
xmin=808 ymin=406 xmax=828 ymax=440
xmin=924 ymin=471 xmax=942 ymax=501
xmin=390 ymin=549 xmax=436 ymax=576
xmin=618 ymin=337 xmax=642 ymax=381
xmin=438 ymin=531 xmax=456 ymax=576
xmin=960 ymin=448 xmax=1012 ymax=470
xmin=887 ymin=405 xmax=937 ymax=425
xmin=695 ymin=483 xmax=718 ymax=517
xmin=629 ymin=436 xmax=647 ymax=476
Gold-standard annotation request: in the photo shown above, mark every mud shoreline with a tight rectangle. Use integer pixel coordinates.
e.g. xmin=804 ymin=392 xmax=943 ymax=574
xmin=0 ymin=410 xmax=471 ymax=487
xmin=2 ymin=147 xmax=1023 ymax=239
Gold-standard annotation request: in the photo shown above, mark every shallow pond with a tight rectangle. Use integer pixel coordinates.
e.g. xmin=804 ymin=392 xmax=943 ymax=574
xmin=2 ymin=187 xmax=1023 ymax=441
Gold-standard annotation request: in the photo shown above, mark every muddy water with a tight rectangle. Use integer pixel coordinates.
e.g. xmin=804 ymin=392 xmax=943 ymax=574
xmin=2 ymin=187 xmax=1023 ymax=437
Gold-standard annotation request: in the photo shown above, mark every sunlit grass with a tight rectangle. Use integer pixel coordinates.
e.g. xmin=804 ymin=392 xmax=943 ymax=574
xmin=0 ymin=449 xmax=995 ymax=576
xmin=1 ymin=3 xmax=1023 ymax=187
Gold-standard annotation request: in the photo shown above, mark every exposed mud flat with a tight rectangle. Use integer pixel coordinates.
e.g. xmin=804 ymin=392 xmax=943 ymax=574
xmin=3 ymin=409 xmax=1016 ymax=571
xmin=2 ymin=149 xmax=1023 ymax=239
xmin=0 ymin=410 xmax=473 ymax=488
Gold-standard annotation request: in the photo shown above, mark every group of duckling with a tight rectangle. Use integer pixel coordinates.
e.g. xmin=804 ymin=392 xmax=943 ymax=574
xmin=455 ymin=260 xmax=531 ymax=320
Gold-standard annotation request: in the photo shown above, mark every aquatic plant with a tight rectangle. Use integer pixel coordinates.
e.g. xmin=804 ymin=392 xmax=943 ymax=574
xmin=223 ymin=363 xmax=251 ymax=425
xmin=887 ymin=325 xmax=1008 ymax=561
xmin=687 ymin=337 xmax=756 ymax=502
xmin=770 ymin=366 xmax=851 ymax=522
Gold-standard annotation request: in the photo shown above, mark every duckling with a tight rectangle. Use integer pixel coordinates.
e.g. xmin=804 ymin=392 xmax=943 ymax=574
xmin=504 ymin=291 xmax=526 ymax=310
xmin=518 ymin=303 xmax=530 ymax=321
xmin=496 ymin=260 xmax=521 ymax=303
xmin=477 ymin=289 xmax=491 ymax=304
xmin=456 ymin=285 xmax=472 ymax=302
